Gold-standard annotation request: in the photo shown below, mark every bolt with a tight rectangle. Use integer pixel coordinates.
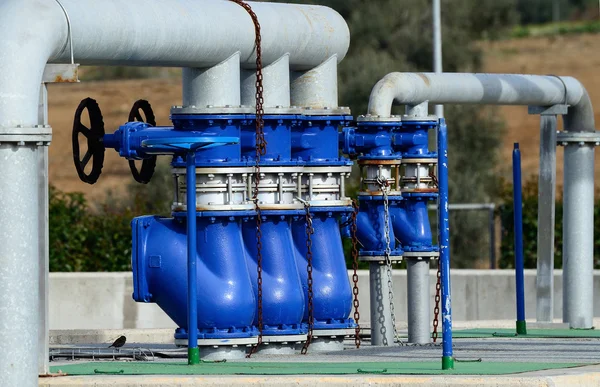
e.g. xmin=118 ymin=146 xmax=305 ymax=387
xmin=206 ymin=105 xmax=213 ymax=108
xmin=579 ymin=141 xmax=585 ymax=147
xmin=562 ymin=142 xmax=568 ymax=146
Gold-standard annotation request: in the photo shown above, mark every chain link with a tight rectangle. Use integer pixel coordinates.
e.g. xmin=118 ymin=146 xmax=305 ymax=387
xmin=300 ymin=201 xmax=315 ymax=354
xmin=432 ymin=262 xmax=441 ymax=343
xmin=229 ymin=0 xmax=266 ymax=358
xmin=376 ymin=175 xmax=401 ymax=345
xmin=350 ymin=200 xmax=361 ymax=349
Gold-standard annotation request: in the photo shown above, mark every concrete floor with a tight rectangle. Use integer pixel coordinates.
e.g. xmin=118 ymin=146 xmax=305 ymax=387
xmin=41 ymin=329 xmax=600 ymax=387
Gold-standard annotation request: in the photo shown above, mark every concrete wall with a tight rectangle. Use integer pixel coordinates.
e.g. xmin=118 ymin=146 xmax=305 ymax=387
xmin=49 ymin=270 xmax=600 ymax=329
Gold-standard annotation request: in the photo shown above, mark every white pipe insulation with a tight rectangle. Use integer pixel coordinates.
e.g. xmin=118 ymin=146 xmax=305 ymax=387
xmin=0 ymin=0 xmax=350 ymax=384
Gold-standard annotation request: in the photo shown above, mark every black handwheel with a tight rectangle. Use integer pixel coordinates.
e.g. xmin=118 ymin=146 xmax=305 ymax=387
xmin=128 ymin=99 xmax=157 ymax=184
xmin=72 ymin=97 xmax=106 ymax=184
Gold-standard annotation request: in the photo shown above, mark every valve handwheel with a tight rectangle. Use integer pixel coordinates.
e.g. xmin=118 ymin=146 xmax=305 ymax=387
xmin=72 ymin=97 xmax=106 ymax=184
xmin=128 ymin=99 xmax=157 ymax=184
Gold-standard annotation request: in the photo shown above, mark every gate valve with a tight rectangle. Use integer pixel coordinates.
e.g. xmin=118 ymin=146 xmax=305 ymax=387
xmin=127 ymin=100 xmax=157 ymax=184
xmin=72 ymin=97 xmax=106 ymax=184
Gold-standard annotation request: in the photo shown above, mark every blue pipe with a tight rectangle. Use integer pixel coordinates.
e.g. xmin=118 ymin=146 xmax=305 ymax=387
xmin=512 ymin=143 xmax=527 ymax=335
xmin=437 ymin=119 xmax=454 ymax=370
xmin=186 ymin=151 xmax=199 ymax=365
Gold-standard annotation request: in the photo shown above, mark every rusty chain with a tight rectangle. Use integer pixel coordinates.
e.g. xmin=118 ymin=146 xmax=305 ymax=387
xmin=229 ymin=0 xmax=266 ymax=358
xmin=300 ymin=200 xmax=315 ymax=354
xmin=432 ymin=263 xmax=441 ymax=342
xmin=351 ymin=200 xmax=361 ymax=348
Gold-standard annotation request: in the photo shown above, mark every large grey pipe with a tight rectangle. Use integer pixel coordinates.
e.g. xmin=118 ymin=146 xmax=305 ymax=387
xmin=368 ymin=72 xmax=595 ymax=329
xmin=0 ymin=0 xmax=349 ymax=383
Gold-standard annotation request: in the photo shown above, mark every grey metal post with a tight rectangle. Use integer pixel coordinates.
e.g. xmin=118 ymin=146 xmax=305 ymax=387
xmin=369 ymin=262 xmax=395 ymax=346
xmin=489 ymin=207 xmax=496 ymax=269
xmin=563 ymin=143 xmax=594 ymax=328
xmin=38 ymin=84 xmax=50 ymax=375
xmin=407 ymin=259 xmax=431 ymax=344
xmin=432 ymin=0 xmax=443 ymax=118
xmin=536 ymin=115 xmax=557 ymax=323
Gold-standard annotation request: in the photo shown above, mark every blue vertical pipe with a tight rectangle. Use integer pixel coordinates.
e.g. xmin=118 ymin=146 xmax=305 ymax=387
xmin=186 ymin=151 xmax=200 ymax=364
xmin=437 ymin=119 xmax=454 ymax=370
xmin=513 ymin=143 xmax=527 ymax=335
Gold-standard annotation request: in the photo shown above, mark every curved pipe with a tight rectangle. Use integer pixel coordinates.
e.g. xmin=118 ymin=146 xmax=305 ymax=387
xmin=367 ymin=72 xmax=594 ymax=132
xmin=0 ymin=0 xmax=350 ymax=127
xmin=390 ymin=200 xmax=433 ymax=248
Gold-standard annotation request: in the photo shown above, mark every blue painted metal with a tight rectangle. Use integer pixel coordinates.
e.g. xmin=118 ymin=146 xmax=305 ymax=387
xmin=342 ymin=120 xmax=401 ymax=158
xmin=186 ymin=151 xmax=198 ymax=362
xmin=241 ymin=115 xmax=301 ymax=162
xmin=390 ymin=198 xmax=437 ymax=251
xmin=292 ymin=115 xmax=352 ymax=163
xmin=242 ymin=212 xmax=305 ymax=335
xmin=393 ymin=120 xmax=437 ymax=157
xmin=355 ymin=198 xmax=403 ymax=257
xmin=292 ymin=210 xmax=354 ymax=329
xmin=437 ymin=118 xmax=454 ymax=368
xmin=131 ymin=215 xmax=256 ymax=338
xmin=513 ymin=143 xmax=526 ymax=326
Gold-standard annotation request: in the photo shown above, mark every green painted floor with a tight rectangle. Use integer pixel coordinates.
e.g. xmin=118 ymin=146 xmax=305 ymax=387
xmin=451 ymin=328 xmax=600 ymax=339
xmin=50 ymin=361 xmax=588 ymax=376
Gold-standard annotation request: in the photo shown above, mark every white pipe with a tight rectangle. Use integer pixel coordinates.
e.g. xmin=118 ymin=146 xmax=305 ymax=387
xmin=291 ymin=55 xmax=339 ymax=109
xmin=367 ymin=73 xmax=594 ymax=132
xmin=183 ymin=53 xmax=241 ymax=108
xmin=242 ymin=54 xmax=291 ymax=108
xmin=432 ymin=0 xmax=444 ymax=118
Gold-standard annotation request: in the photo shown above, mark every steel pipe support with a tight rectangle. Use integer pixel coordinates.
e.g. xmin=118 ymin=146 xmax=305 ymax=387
xmin=291 ymin=56 xmax=339 ymax=109
xmin=563 ymin=144 xmax=595 ymax=328
xmin=242 ymin=54 xmax=291 ymax=108
xmin=406 ymin=259 xmax=431 ymax=344
xmin=369 ymin=263 xmax=395 ymax=346
xmin=183 ymin=53 xmax=241 ymax=108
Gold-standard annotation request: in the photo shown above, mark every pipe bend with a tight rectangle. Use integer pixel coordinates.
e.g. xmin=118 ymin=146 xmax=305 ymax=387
xmin=367 ymin=72 xmax=594 ymax=132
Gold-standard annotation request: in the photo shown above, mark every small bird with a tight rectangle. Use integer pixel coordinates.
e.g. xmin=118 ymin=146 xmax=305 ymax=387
xmin=108 ymin=335 xmax=126 ymax=348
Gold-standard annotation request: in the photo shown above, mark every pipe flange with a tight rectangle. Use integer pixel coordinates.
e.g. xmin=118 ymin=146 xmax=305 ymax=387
xmin=359 ymin=255 xmax=403 ymax=263
xmin=174 ymin=336 xmax=258 ymax=347
xmin=263 ymin=106 xmax=304 ymax=115
xmin=260 ymin=334 xmax=307 ymax=343
xmin=401 ymin=114 xmax=438 ymax=122
xmin=357 ymin=114 xmax=402 ymax=122
xmin=303 ymin=106 xmax=351 ymax=116
xmin=0 ymin=125 xmax=52 ymax=143
xmin=556 ymin=131 xmax=600 ymax=146
xmin=311 ymin=328 xmax=356 ymax=337
xmin=170 ymin=105 xmax=255 ymax=115
xmin=403 ymin=251 xmax=439 ymax=259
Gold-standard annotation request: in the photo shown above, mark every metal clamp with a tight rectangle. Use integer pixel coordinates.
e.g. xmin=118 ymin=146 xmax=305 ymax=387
xmin=528 ymin=105 xmax=568 ymax=116
xmin=0 ymin=125 xmax=52 ymax=143
xmin=556 ymin=131 xmax=600 ymax=146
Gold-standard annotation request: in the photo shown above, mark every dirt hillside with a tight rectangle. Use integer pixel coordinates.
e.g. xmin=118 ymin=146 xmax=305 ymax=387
xmin=47 ymin=33 xmax=600 ymax=198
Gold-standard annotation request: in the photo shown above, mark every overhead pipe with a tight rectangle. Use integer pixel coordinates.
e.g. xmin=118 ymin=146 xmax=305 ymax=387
xmin=368 ymin=72 xmax=595 ymax=329
xmin=0 ymin=0 xmax=350 ymax=382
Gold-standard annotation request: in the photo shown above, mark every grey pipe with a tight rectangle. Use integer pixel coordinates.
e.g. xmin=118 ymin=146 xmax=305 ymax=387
xmin=369 ymin=263 xmax=395 ymax=346
xmin=242 ymin=54 xmax=291 ymax=108
xmin=183 ymin=53 xmax=241 ymax=108
xmin=368 ymin=71 xmax=595 ymax=328
xmin=407 ymin=259 xmax=431 ymax=344
xmin=0 ymin=0 xmax=350 ymax=383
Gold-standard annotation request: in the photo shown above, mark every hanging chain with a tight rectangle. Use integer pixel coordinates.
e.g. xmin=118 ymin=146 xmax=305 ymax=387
xmin=432 ymin=262 xmax=441 ymax=343
xmin=350 ymin=199 xmax=361 ymax=348
xmin=229 ymin=0 xmax=266 ymax=358
xmin=376 ymin=175 xmax=400 ymax=345
xmin=430 ymin=161 xmax=441 ymax=343
xmin=300 ymin=200 xmax=315 ymax=355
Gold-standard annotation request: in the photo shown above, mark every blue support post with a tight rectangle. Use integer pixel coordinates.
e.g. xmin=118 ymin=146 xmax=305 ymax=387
xmin=437 ymin=119 xmax=454 ymax=370
xmin=186 ymin=151 xmax=200 ymax=365
xmin=513 ymin=143 xmax=527 ymax=335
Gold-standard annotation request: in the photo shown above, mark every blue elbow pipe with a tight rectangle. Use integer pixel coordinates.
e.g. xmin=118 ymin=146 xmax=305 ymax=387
xmin=390 ymin=199 xmax=434 ymax=249
xmin=242 ymin=213 xmax=305 ymax=334
xmin=132 ymin=216 xmax=256 ymax=338
xmin=292 ymin=212 xmax=353 ymax=328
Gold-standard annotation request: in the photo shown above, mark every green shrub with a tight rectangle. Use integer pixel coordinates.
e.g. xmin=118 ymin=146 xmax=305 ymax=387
xmin=498 ymin=175 xmax=600 ymax=269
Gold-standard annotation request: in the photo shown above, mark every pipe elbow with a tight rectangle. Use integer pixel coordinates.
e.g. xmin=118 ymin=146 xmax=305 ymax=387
xmin=367 ymin=73 xmax=425 ymax=117
xmin=561 ymin=77 xmax=595 ymax=132
xmin=0 ymin=0 xmax=67 ymax=126
xmin=391 ymin=200 xmax=433 ymax=249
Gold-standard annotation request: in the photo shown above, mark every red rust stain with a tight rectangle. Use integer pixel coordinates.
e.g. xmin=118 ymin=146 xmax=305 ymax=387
xmin=417 ymin=73 xmax=431 ymax=86
xmin=54 ymin=75 xmax=77 ymax=83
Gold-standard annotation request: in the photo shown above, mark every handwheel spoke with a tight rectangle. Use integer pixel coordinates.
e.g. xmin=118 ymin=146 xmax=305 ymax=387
xmin=134 ymin=111 xmax=143 ymax=122
xmin=81 ymin=149 xmax=93 ymax=167
xmin=78 ymin=122 xmax=91 ymax=137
